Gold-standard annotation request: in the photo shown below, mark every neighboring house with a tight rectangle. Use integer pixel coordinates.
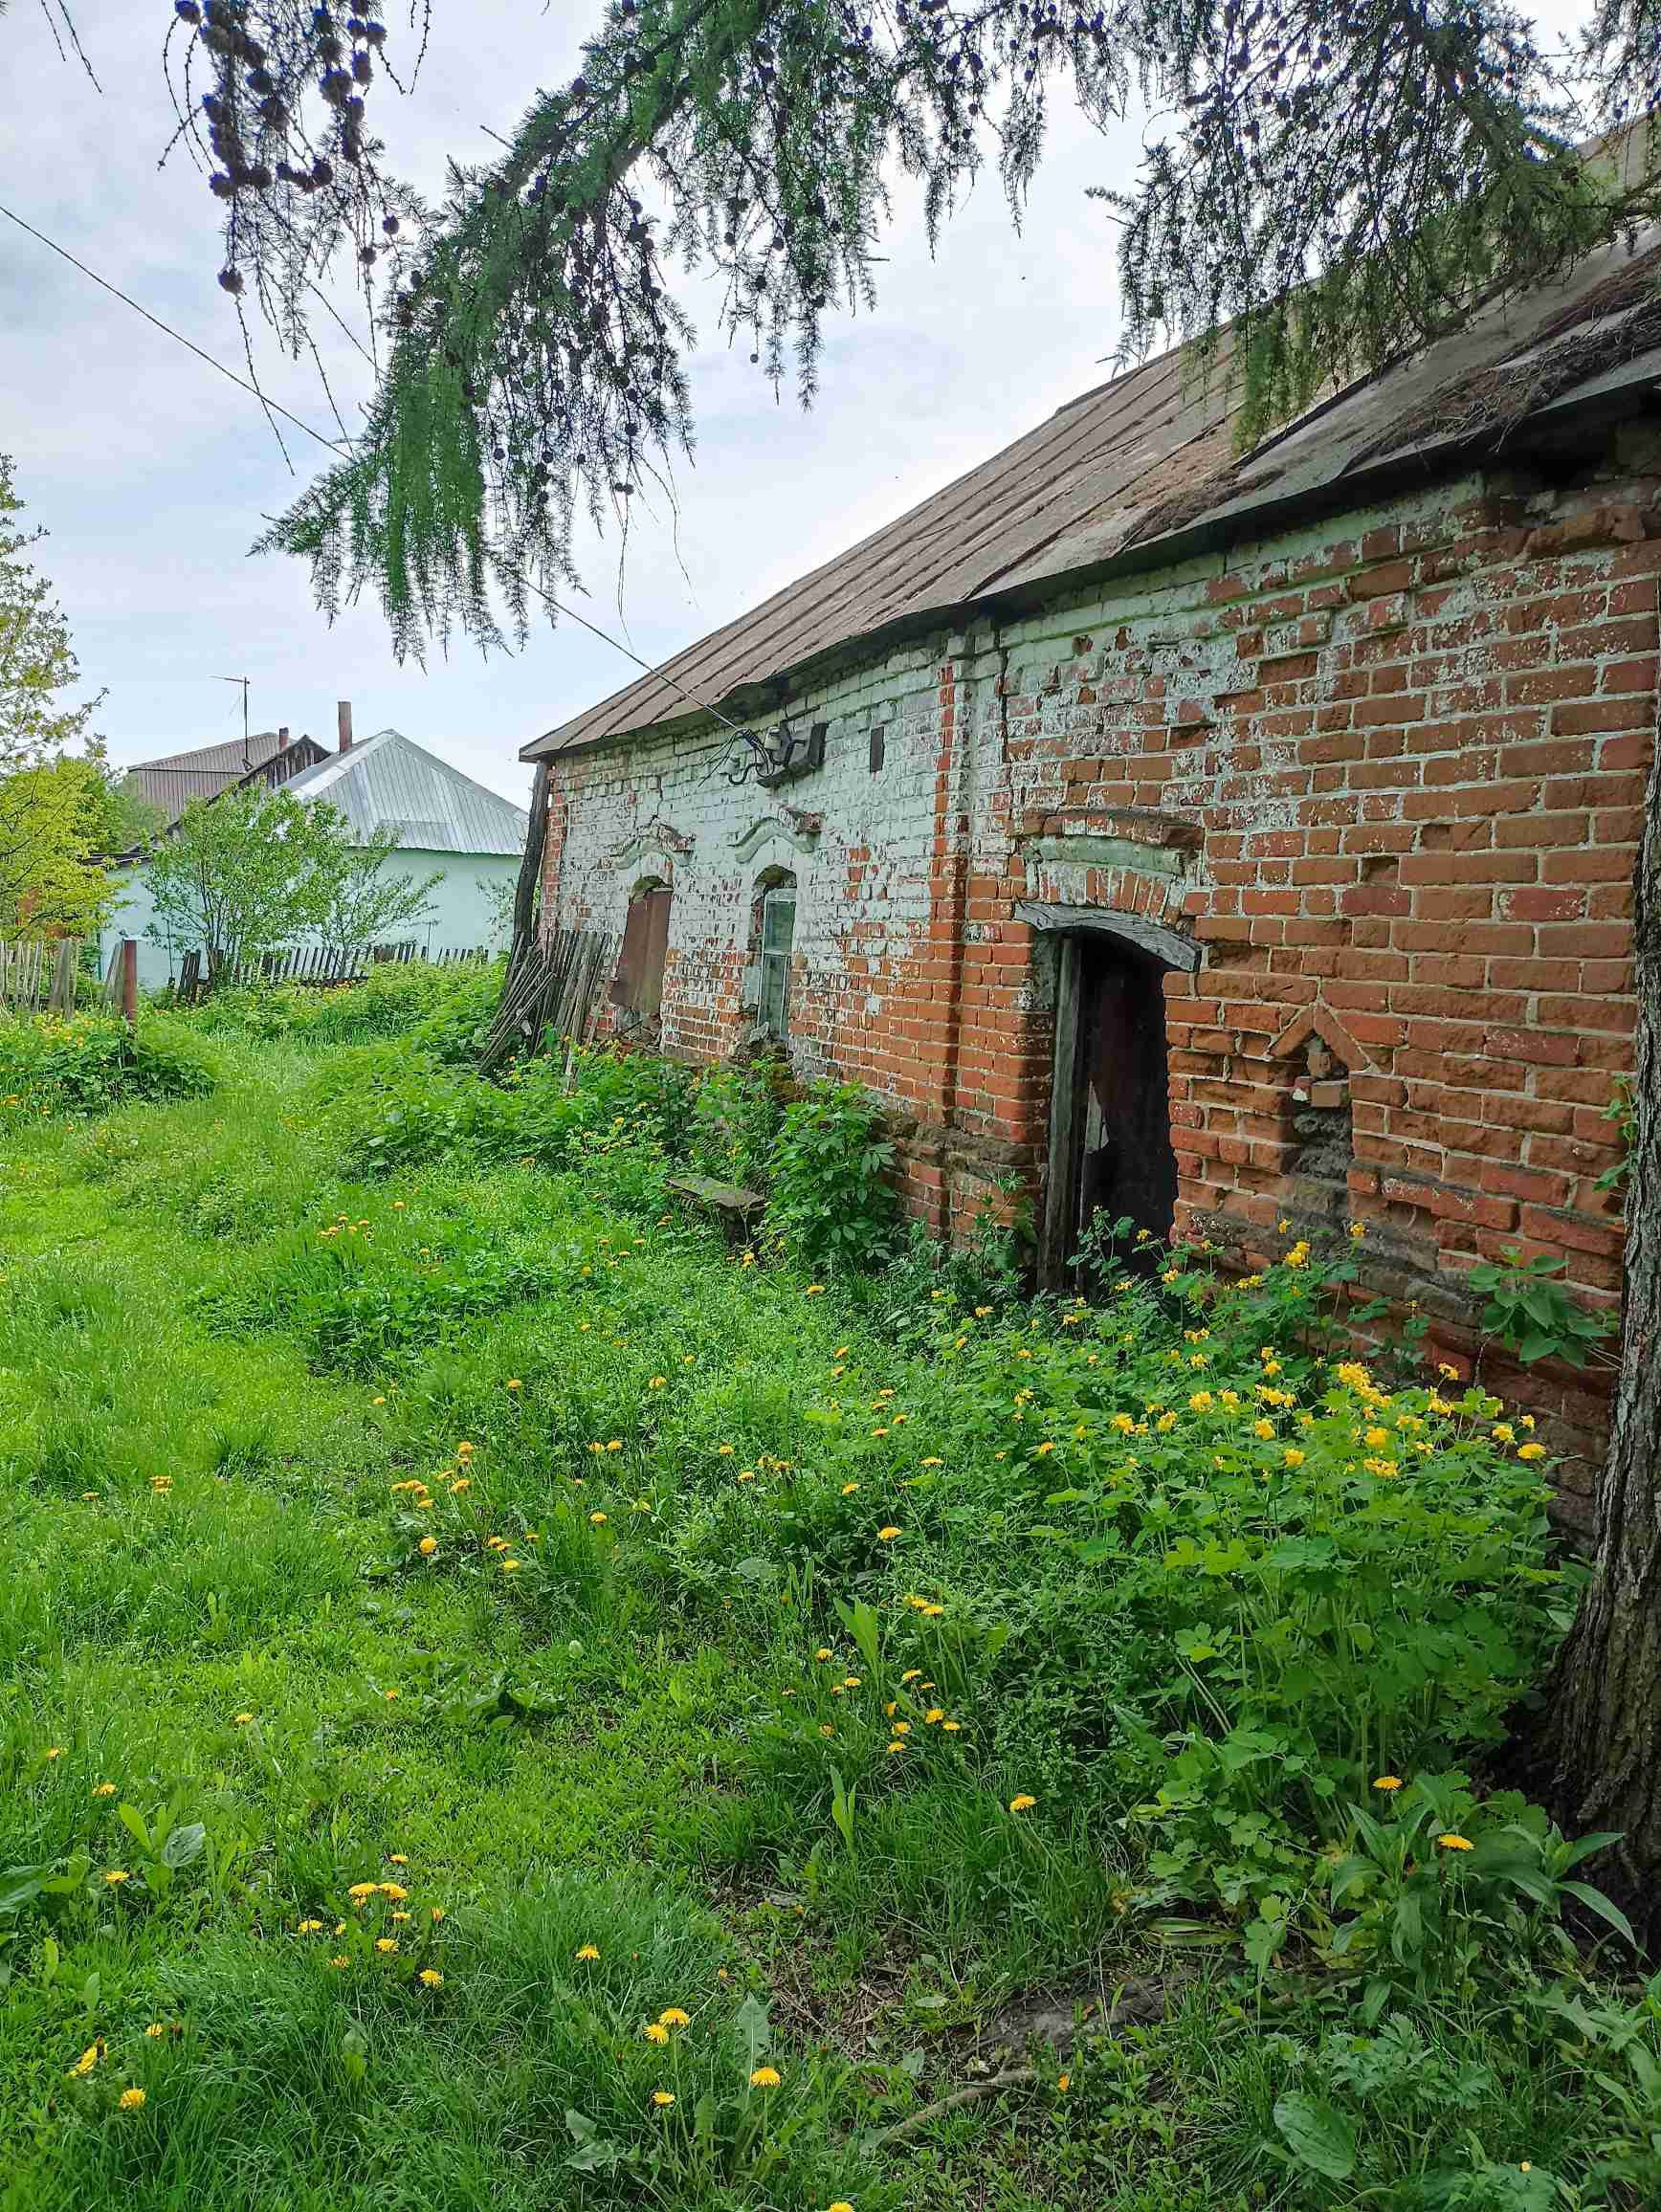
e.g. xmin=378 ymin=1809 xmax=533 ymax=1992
xmin=120 ymin=726 xmax=331 ymax=825
xmin=526 ymin=223 xmax=1661 ymax=1513
xmin=103 ymin=716 xmax=528 ymax=987
xmin=277 ymin=724 xmax=529 ymax=957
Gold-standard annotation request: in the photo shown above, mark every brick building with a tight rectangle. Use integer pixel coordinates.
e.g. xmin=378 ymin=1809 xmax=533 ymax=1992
xmin=524 ymin=232 xmax=1661 ymax=1519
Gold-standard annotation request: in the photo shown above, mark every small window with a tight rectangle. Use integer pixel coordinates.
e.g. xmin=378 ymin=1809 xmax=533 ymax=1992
xmin=759 ymin=883 xmax=796 ymax=1040
xmin=610 ymin=884 xmax=672 ymax=1028
xmin=869 ymin=723 xmax=886 ymax=774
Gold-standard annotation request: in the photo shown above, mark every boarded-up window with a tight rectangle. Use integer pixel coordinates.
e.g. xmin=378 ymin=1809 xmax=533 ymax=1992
xmin=759 ymin=883 xmax=795 ymax=1040
xmin=610 ymin=885 xmax=673 ymax=1025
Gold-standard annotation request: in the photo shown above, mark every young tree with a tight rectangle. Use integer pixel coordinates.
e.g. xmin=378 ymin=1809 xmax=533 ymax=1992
xmin=0 ymin=452 xmax=104 ymax=772
xmin=0 ymin=755 xmax=115 ymax=936
xmin=144 ymin=784 xmax=334 ymax=979
xmin=307 ymin=804 xmax=443 ymax=961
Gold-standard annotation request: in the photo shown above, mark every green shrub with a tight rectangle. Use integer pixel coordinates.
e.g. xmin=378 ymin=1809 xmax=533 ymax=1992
xmin=765 ymin=1083 xmax=897 ymax=1272
xmin=0 ymin=1012 xmax=217 ymax=1117
xmin=689 ymin=1063 xmax=785 ymax=1191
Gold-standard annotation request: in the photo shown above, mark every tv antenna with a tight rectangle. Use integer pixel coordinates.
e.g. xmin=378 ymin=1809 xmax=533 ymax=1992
xmin=220 ymin=675 xmax=251 ymax=772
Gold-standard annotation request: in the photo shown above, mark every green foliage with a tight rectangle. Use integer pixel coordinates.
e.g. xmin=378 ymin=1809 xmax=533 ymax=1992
xmin=689 ymin=1062 xmax=784 ymax=1192
xmin=765 ymin=1083 xmax=897 ymax=1273
xmin=0 ymin=1031 xmax=1655 ymax=2212
xmin=1466 ymin=1248 xmax=1619 ymax=1368
xmin=143 ymin=785 xmax=338 ymax=979
xmin=162 ymin=7 xmax=1656 ymax=658
xmin=179 ymin=958 xmax=503 ymax=1055
xmin=0 ymin=1012 xmax=216 ymax=1117
xmin=1595 ymin=1077 xmax=1635 ymax=1194
xmin=308 ymin=815 xmax=445 ymax=963
xmin=0 ymin=452 xmax=104 ymax=773
xmin=0 ymin=756 xmax=117 ymax=936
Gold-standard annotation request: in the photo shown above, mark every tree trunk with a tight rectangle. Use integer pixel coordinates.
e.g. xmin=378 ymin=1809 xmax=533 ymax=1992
xmin=1542 ymin=644 xmax=1661 ymax=1953
xmin=506 ymin=761 xmax=551 ymax=978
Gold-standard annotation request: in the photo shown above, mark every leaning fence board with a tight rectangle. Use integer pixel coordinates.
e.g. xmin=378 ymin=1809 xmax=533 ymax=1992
xmin=477 ymin=924 xmax=615 ymax=1075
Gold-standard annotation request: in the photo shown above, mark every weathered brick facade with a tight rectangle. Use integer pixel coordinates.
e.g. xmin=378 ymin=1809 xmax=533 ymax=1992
xmin=536 ymin=429 xmax=1658 ymax=1524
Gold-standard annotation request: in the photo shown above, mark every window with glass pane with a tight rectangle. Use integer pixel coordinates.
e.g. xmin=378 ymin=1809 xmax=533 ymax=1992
xmin=759 ymin=887 xmax=795 ymax=1039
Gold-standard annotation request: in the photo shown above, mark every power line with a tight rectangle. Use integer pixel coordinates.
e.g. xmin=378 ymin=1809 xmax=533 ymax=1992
xmin=0 ymin=201 xmax=350 ymax=455
xmin=0 ymin=197 xmax=757 ymax=751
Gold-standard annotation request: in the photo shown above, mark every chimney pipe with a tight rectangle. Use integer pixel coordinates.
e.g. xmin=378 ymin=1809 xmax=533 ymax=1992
xmin=337 ymin=700 xmax=353 ymax=752
xmin=277 ymin=725 xmax=289 ymax=752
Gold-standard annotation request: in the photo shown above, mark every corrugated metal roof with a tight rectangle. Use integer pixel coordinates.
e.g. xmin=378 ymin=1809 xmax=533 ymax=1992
xmin=526 ymin=228 xmax=1661 ymax=763
xmin=139 ymin=730 xmax=298 ymax=774
xmin=122 ymin=732 xmax=330 ymax=824
xmin=280 ymin=728 xmax=530 ymax=855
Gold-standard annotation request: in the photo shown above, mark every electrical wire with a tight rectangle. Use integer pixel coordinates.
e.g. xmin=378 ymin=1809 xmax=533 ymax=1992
xmin=0 ymin=197 xmax=759 ymax=752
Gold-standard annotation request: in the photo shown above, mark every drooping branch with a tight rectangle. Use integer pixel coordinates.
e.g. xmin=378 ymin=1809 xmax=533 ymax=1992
xmin=149 ymin=2 xmax=1655 ymax=654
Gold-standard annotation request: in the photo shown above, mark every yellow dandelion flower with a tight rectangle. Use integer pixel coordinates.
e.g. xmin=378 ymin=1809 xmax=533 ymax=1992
xmin=750 ymin=2066 xmax=781 ymax=2089
xmin=68 ymin=2045 xmax=100 ymax=2077
xmin=418 ymin=1536 xmax=437 ymax=1557
xmin=589 ymin=1511 xmax=608 ymax=1525
xmin=419 ymin=1969 xmax=444 ymax=1988
xmin=1373 ymin=1776 xmax=1403 ymax=1791
xmin=652 ymin=2090 xmax=675 ymax=2107
xmin=941 ymin=1717 xmax=962 ymax=1731
xmin=375 ymin=1937 xmax=399 ymax=1954
xmin=1437 ymin=1833 xmax=1474 ymax=1851
xmin=901 ymin=1668 xmax=922 ymax=1682
xmin=886 ymin=1740 xmax=906 ymax=1755
xmin=92 ymin=1781 xmax=116 ymax=1798
xmin=347 ymin=1881 xmax=379 ymax=1900
xmin=1188 ymin=1391 xmax=1213 ymax=1412
xmin=1056 ymin=2072 xmax=1071 ymax=2092
xmin=104 ymin=1869 xmax=130 ymax=1885
xmin=1283 ymin=1448 xmax=1305 ymax=1469
xmin=233 ymin=1713 xmax=254 ymax=1725
xmin=877 ymin=1525 xmax=901 ymax=1541
xmin=804 ymin=1285 xmax=824 ymax=1296
xmin=506 ymin=1380 xmax=522 ymax=1391
xmin=575 ymin=1943 xmax=599 ymax=1959
xmin=1008 ymin=1794 xmax=1036 ymax=1812
xmin=658 ymin=2007 xmax=692 ymax=2027
xmin=298 ymin=1918 xmax=324 ymax=1934
xmin=644 ymin=2023 xmax=670 ymax=2045
xmin=329 ymin=1955 xmax=349 ymax=1968
xmin=924 ymin=1708 xmax=944 ymax=1724
xmin=815 ymin=1648 xmax=833 ymax=1662
xmin=920 ymin=1602 xmax=944 ymax=1616
xmin=119 ymin=2088 xmax=146 ymax=2112
xmin=501 ymin=1558 xmax=521 ymax=1573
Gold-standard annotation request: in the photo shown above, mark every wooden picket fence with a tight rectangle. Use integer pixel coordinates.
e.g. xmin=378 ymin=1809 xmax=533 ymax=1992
xmin=175 ymin=941 xmax=494 ymax=1001
xmin=0 ymin=937 xmax=81 ymax=1015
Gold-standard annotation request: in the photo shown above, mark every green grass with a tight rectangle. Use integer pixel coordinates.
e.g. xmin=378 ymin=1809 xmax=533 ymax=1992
xmin=1 ymin=1030 xmax=1657 ymax=2211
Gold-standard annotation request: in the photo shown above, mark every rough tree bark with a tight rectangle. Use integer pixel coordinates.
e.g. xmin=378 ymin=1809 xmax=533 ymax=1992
xmin=1543 ymin=610 xmax=1661 ymax=1954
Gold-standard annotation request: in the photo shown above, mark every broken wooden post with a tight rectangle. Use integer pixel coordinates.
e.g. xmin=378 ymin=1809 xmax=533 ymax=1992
xmin=120 ymin=938 xmax=139 ymax=1028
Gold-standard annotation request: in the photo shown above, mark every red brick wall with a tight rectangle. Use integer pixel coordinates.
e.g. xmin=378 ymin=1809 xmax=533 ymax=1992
xmin=540 ymin=456 xmax=1657 ymax=1518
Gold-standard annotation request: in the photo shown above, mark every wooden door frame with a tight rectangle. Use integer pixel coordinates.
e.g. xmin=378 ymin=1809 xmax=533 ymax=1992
xmin=1031 ymin=908 xmax=1199 ymax=1290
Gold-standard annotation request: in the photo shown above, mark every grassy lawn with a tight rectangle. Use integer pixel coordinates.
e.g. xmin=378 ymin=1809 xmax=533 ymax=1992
xmin=1 ymin=991 xmax=1657 ymax=2210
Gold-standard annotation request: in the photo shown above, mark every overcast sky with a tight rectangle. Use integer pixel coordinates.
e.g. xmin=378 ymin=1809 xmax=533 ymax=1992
xmin=0 ymin=2 xmax=1168 ymax=805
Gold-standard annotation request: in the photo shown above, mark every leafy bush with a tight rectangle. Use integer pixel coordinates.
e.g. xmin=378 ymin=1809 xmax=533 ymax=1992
xmin=688 ymin=1062 xmax=785 ymax=1191
xmin=0 ymin=1012 xmax=217 ymax=1117
xmin=765 ymin=1083 xmax=897 ymax=1272
xmin=179 ymin=958 xmax=504 ymax=1056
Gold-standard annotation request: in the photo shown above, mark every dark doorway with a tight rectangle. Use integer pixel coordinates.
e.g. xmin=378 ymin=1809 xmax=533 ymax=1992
xmin=1039 ymin=932 xmax=1178 ymax=1284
